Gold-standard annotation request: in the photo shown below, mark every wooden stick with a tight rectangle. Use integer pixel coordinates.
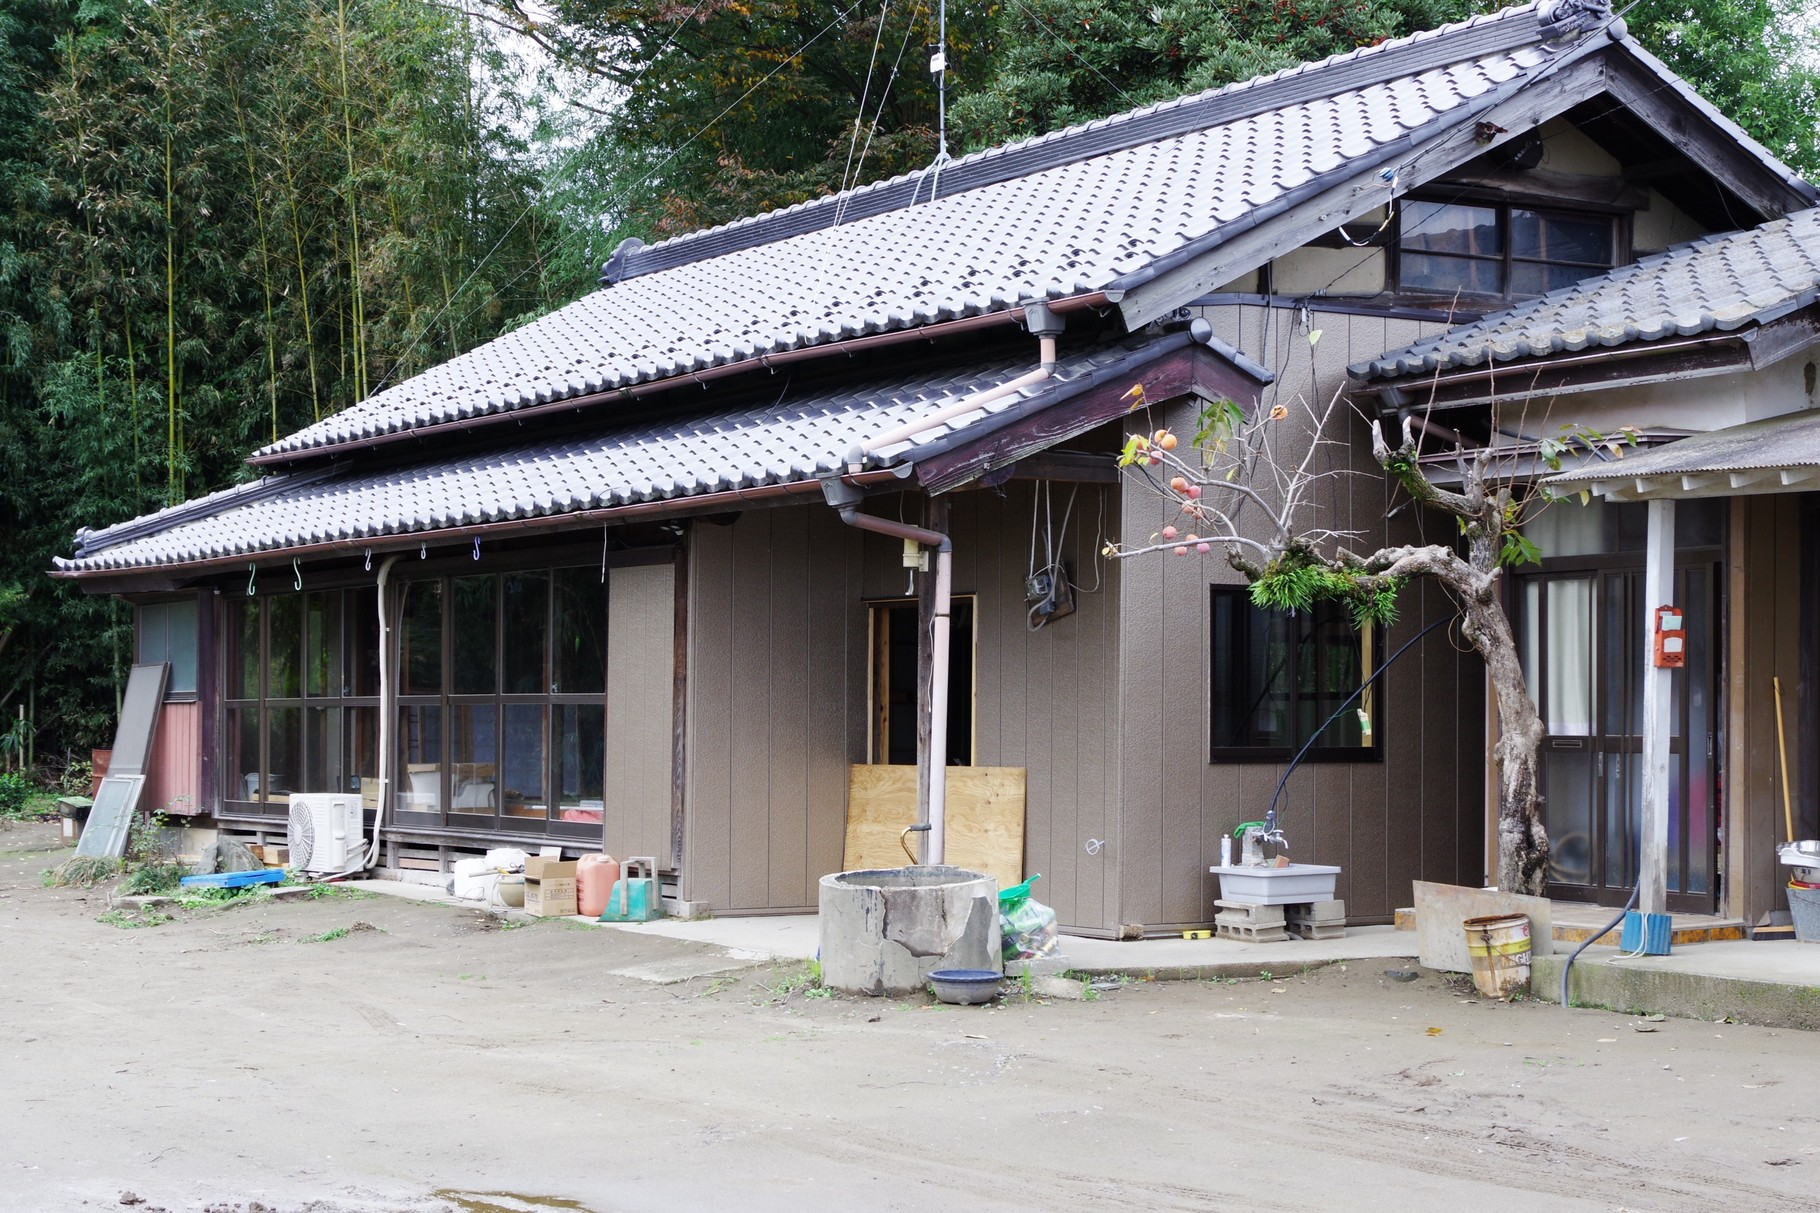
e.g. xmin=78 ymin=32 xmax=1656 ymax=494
xmin=1775 ymin=676 xmax=1796 ymax=845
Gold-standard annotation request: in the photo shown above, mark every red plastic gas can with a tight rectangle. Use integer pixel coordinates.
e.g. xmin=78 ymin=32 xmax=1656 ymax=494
xmin=577 ymin=852 xmax=621 ymax=918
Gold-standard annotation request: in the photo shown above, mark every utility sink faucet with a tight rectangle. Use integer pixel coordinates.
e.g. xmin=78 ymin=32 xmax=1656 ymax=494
xmin=1261 ymin=809 xmax=1288 ymax=852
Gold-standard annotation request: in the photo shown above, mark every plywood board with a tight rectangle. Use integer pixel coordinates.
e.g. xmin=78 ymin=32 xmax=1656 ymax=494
xmin=1412 ymin=880 xmax=1555 ymax=973
xmin=844 ymin=764 xmax=1026 ymax=893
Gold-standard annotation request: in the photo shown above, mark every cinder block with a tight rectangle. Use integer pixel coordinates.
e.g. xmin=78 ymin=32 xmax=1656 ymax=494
xmin=1289 ymin=899 xmax=1346 ymax=923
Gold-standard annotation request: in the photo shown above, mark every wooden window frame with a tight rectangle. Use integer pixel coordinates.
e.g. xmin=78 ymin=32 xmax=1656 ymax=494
xmin=1393 ymin=192 xmax=1628 ymax=303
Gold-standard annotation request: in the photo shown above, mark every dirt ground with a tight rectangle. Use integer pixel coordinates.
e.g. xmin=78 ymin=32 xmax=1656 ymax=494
xmin=6 ymin=820 xmax=1820 ymax=1213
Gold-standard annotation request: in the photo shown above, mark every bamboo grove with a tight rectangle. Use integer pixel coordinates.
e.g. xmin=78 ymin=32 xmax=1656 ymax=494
xmin=0 ymin=0 xmax=591 ymax=751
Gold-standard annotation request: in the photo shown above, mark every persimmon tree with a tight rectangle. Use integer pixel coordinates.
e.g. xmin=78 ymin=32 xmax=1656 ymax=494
xmin=1108 ymin=379 xmax=1632 ymax=895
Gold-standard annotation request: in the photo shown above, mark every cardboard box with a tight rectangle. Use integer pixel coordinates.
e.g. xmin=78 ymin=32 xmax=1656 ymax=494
xmin=523 ymin=856 xmax=577 ymax=882
xmin=523 ymin=857 xmax=578 ymax=917
xmin=526 ymin=877 xmax=577 ymax=917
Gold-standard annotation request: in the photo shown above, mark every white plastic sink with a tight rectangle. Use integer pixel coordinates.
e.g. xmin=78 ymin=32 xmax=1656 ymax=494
xmin=1209 ymin=863 xmax=1340 ymax=905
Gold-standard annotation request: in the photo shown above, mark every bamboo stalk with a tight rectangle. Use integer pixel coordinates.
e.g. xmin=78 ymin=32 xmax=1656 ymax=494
xmin=1775 ymin=675 xmax=1795 ymax=845
xmin=230 ymin=80 xmax=282 ymax=443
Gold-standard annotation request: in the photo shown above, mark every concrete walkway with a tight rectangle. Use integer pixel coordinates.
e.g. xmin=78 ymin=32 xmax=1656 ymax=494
xmin=345 ymin=880 xmax=1417 ymax=977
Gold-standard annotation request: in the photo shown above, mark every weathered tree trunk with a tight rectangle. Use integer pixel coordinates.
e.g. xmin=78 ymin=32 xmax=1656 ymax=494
xmin=1458 ymin=576 xmax=1549 ymax=896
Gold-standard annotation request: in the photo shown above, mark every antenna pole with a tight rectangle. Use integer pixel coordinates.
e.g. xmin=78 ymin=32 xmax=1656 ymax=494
xmin=934 ymin=0 xmax=950 ymax=165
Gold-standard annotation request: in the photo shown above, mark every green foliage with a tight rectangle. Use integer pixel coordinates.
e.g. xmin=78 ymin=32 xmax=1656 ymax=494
xmin=951 ymin=0 xmax=1473 ymax=148
xmin=98 ymin=907 xmax=174 ymax=928
xmin=119 ymin=810 xmax=187 ymax=894
xmin=49 ymin=855 xmax=120 ymax=887
xmin=1250 ymin=554 xmax=1404 ymax=628
xmin=306 ymin=925 xmax=351 ymax=942
xmin=0 ymin=0 xmax=561 ymax=758
xmin=0 ymin=769 xmax=34 ymax=815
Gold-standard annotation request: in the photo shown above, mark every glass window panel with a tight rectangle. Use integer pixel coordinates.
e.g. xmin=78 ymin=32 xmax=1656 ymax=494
xmin=228 ymin=705 xmax=260 ymax=800
xmin=343 ymin=706 xmax=378 ymax=805
xmin=303 ymin=705 xmax=342 ymax=793
xmin=1522 ymin=497 xmax=1608 ymax=558
xmin=1511 ymin=260 xmax=1599 ymax=296
xmin=398 ymin=705 xmax=443 ymax=814
xmin=265 ymin=705 xmax=301 ymax=799
xmin=165 ymin=599 xmax=198 ymax=695
xmin=1544 ymin=578 xmax=1594 ymax=736
xmin=137 ymin=600 xmax=199 ymax=695
xmin=554 ymin=704 xmax=605 ymax=823
xmin=501 ymin=704 xmax=547 ymax=818
xmin=1309 ymin=612 xmax=1368 ymax=748
xmin=348 ymin=586 xmax=380 ymax=697
xmin=1401 ymin=201 xmax=1501 ymax=254
xmin=228 ymin=598 xmax=260 ymax=700
xmin=268 ymin=594 xmax=302 ymax=699
xmin=553 ymin=567 xmax=607 ymax=695
xmin=1211 ymin=590 xmax=1292 ymax=749
xmin=1511 ymin=209 xmax=1612 ymax=264
xmin=451 ymin=704 xmax=499 ymax=815
xmin=1400 ymin=251 xmax=1504 ymax=294
xmin=503 ymin=572 xmax=549 ymax=695
xmin=452 ymin=575 xmax=498 ymax=695
xmin=1544 ymin=748 xmax=1595 ymax=886
xmin=305 ymin=592 xmax=342 ymax=698
xmin=400 ymin=580 xmax=443 ymax=695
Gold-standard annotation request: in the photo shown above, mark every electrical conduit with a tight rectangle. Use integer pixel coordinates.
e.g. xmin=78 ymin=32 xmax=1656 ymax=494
xmin=362 ymin=554 xmax=401 ymax=871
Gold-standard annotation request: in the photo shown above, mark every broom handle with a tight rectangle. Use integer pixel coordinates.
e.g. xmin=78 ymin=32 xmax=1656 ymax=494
xmin=1775 ymin=676 xmax=1795 ymax=845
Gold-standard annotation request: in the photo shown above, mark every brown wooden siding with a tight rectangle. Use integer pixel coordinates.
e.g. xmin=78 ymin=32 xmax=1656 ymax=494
xmin=1728 ymin=494 xmax=1803 ymax=923
xmin=682 ymin=508 xmax=866 ymax=913
xmin=682 ymin=487 xmax=1124 ymax=931
xmin=1112 ymin=303 xmax=1486 ymax=929
xmin=144 ymin=700 xmax=203 ymax=816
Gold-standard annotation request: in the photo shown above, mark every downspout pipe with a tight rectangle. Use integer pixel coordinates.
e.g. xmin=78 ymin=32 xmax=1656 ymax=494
xmin=820 ymin=475 xmax=955 ymax=865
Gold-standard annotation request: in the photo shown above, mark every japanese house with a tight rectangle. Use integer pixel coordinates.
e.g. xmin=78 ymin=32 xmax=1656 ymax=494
xmin=55 ymin=0 xmax=1817 ymax=935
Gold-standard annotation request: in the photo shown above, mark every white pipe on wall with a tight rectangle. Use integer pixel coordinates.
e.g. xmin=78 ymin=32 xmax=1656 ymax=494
xmin=363 ymin=554 xmax=401 ymax=870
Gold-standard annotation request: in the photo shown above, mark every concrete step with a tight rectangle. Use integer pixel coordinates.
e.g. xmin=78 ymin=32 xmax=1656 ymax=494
xmin=1550 ymin=919 xmax=1747 ymax=947
xmin=1533 ymin=949 xmax=1820 ymax=1031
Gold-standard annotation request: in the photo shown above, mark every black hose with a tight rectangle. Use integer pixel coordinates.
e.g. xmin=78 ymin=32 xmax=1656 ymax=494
xmin=1559 ymin=884 xmax=1638 ymax=1009
xmin=1267 ymin=613 xmax=1455 ymax=821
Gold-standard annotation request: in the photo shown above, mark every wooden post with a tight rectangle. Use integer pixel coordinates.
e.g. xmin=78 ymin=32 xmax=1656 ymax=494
xmin=1638 ymin=497 xmax=1675 ymax=924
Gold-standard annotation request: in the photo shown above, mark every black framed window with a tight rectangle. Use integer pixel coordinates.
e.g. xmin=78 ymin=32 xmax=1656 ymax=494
xmin=1397 ymin=198 xmax=1619 ymax=299
xmin=395 ymin=564 xmax=607 ymax=839
xmin=223 ymin=587 xmax=380 ymax=815
xmin=1211 ymin=588 xmax=1379 ymax=762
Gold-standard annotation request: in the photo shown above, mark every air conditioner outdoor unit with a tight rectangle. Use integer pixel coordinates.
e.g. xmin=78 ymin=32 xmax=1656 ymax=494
xmin=287 ymin=793 xmax=365 ymax=874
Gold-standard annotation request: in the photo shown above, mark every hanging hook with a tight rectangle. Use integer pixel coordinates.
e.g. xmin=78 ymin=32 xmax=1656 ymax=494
xmin=472 ymin=536 xmax=481 ymax=561
xmin=419 ymin=542 xmax=426 ymax=560
xmin=364 ymin=548 xmax=372 ymax=572
xmin=292 ymin=557 xmax=302 ymax=591
xmin=247 ymin=563 xmax=257 ymax=597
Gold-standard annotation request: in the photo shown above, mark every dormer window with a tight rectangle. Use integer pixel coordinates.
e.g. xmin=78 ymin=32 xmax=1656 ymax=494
xmin=1397 ymin=198 xmax=1620 ymax=299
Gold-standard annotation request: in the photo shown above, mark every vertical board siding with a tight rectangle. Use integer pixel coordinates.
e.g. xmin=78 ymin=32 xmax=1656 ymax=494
xmin=605 ymin=562 xmax=677 ymax=863
xmin=681 ymin=490 xmax=1123 ymax=929
xmin=1114 ymin=303 xmax=1485 ymax=929
xmin=1730 ymin=495 xmax=1802 ymax=923
xmin=143 ymin=700 xmax=203 ymax=816
xmin=683 ymin=508 xmax=863 ymax=913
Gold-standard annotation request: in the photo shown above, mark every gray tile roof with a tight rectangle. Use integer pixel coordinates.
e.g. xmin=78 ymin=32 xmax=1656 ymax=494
xmin=253 ymin=2 xmax=1628 ymax=463
xmin=1354 ymin=206 xmax=1820 ymax=383
xmin=58 ymin=341 xmax=1169 ymax=575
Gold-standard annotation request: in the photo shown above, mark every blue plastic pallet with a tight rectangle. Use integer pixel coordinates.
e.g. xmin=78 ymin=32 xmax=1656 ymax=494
xmin=179 ymin=868 xmax=287 ymax=889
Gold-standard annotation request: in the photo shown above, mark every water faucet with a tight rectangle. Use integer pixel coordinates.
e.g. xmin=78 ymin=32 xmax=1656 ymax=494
xmin=1261 ymin=809 xmax=1288 ymax=852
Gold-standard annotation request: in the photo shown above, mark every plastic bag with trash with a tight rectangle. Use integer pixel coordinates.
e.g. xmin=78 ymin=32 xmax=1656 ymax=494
xmin=999 ymin=873 xmax=1059 ymax=962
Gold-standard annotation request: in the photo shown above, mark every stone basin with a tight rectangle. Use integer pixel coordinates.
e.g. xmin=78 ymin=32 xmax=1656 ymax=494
xmin=1208 ymin=862 xmax=1341 ymax=905
xmin=819 ymin=866 xmax=1001 ymax=996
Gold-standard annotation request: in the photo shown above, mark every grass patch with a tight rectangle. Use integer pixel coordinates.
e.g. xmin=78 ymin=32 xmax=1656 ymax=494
xmin=306 ymin=926 xmax=351 ymax=943
xmin=98 ymin=908 xmax=173 ymax=929
xmin=48 ymin=855 xmax=120 ymax=887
